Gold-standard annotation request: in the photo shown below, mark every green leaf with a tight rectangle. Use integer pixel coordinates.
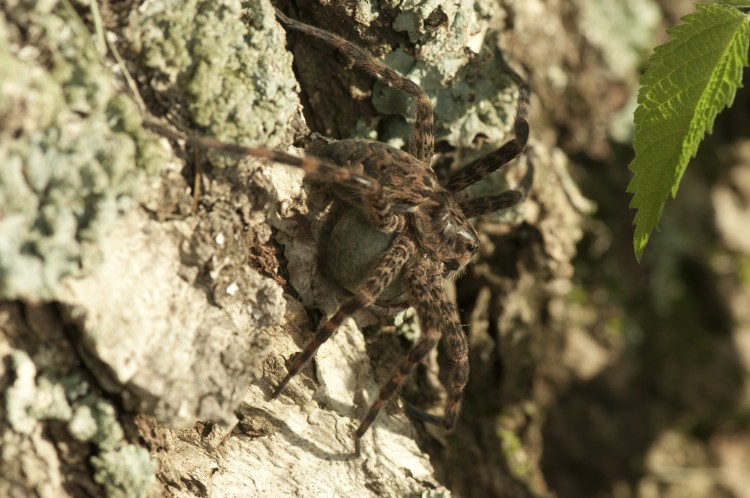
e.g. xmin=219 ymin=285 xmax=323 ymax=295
xmin=627 ymin=3 xmax=749 ymax=261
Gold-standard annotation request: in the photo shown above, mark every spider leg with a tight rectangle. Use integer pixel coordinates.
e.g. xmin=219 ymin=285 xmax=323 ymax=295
xmin=271 ymin=236 xmax=415 ymax=399
xmin=275 ymin=10 xmax=435 ymax=164
xmin=459 ymin=190 xmax=524 ymax=218
xmin=404 ymin=402 xmax=443 ymax=425
xmin=145 ymin=121 xmax=405 ymax=233
xmin=444 ymin=66 xmax=530 ymax=192
xmin=438 ymin=296 xmax=470 ymax=430
xmin=354 ymin=260 xmax=468 ymax=438
xmin=458 ymin=146 xmax=534 ymax=218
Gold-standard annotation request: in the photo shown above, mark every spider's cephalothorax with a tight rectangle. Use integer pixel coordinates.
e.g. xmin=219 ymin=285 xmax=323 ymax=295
xmin=150 ymin=9 xmax=530 ymax=446
xmin=409 ymin=189 xmax=480 ymax=277
xmin=308 ymin=138 xmax=481 ymax=281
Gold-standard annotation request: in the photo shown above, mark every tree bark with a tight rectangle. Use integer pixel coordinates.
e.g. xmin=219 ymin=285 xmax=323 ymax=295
xmin=4 ymin=1 xmax=750 ymax=498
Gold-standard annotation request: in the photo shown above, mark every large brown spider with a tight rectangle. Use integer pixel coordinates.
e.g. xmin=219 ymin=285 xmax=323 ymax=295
xmin=150 ymin=9 xmax=529 ymax=444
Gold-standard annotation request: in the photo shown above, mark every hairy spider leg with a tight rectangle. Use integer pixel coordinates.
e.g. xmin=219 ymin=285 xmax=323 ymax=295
xmin=458 ymin=145 xmax=535 ymax=217
xmin=444 ymin=67 xmax=530 ymax=192
xmin=439 ymin=295 xmax=471 ymax=430
xmin=459 ymin=190 xmax=525 ymax=218
xmin=144 ymin=121 xmax=405 ymax=233
xmin=276 ymin=10 xmax=435 ymax=164
xmin=354 ymin=259 xmax=468 ymax=438
xmin=272 ymin=236 xmax=416 ymax=399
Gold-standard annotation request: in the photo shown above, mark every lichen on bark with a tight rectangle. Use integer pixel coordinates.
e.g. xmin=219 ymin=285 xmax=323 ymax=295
xmin=2 ymin=0 xmax=679 ymax=496
xmin=0 ymin=3 xmax=162 ymax=300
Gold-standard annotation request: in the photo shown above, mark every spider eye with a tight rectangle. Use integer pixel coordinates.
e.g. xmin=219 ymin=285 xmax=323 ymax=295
xmin=445 ymin=260 xmax=460 ymax=272
xmin=457 ymin=227 xmax=479 ymax=254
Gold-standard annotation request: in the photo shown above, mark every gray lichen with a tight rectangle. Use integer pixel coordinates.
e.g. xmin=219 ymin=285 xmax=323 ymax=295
xmin=91 ymin=445 xmax=156 ymax=498
xmin=0 ymin=4 xmax=163 ymax=301
xmin=373 ymin=0 xmax=517 ymax=149
xmin=6 ymin=350 xmax=72 ymax=434
xmin=3 ymin=345 xmax=156 ymax=498
xmin=132 ymin=0 xmax=300 ymax=165
xmin=75 ymin=395 xmax=126 ymax=450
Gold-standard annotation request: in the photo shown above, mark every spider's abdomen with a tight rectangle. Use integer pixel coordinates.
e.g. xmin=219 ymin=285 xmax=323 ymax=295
xmin=327 ymin=208 xmax=410 ymax=305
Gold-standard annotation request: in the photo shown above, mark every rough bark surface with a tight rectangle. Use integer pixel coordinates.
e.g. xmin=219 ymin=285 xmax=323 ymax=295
xmin=3 ymin=1 xmax=750 ymax=498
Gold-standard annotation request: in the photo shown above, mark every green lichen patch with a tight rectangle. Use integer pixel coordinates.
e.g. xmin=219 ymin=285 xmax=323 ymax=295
xmin=91 ymin=445 xmax=157 ymax=498
xmin=132 ymin=0 xmax=300 ymax=165
xmin=72 ymin=395 xmax=126 ymax=450
xmin=497 ymin=427 xmax=535 ymax=484
xmin=0 ymin=6 xmax=163 ymax=300
xmin=3 ymin=345 xmax=155 ymax=498
xmin=373 ymin=0 xmax=517 ymax=149
xmin=5 ymin=350 xmax=72 ymax=434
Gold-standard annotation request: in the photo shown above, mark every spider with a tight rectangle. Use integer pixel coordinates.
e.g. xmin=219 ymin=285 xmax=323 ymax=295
xmin=149 ymin=9 xmax=529 ymax=444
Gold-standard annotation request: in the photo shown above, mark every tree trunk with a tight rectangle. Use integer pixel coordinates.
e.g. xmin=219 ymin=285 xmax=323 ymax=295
xmin=3 ymin=1 xmax=750 ymax=498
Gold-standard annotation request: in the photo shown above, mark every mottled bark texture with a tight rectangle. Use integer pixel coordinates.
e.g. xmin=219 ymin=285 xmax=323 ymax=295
xmin=3 ymin=1 xmax=750 ymax=498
